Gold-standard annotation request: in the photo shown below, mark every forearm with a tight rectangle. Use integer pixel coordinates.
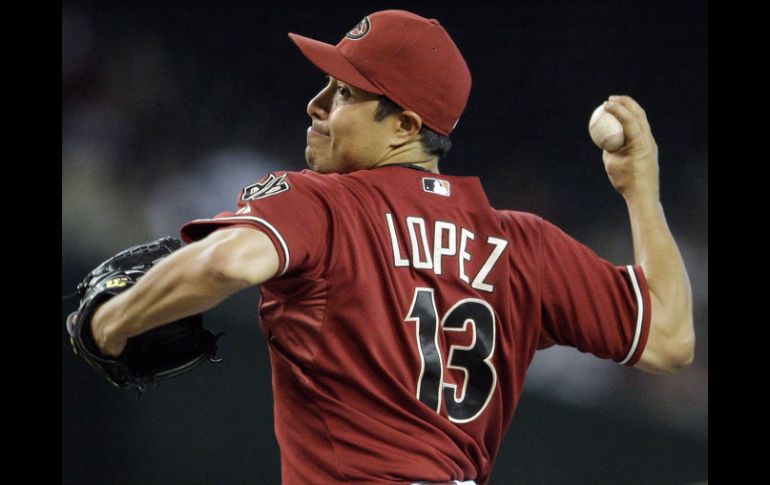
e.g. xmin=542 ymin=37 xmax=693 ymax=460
xmin=626 ymin=193 xmax=694 ymax=372
xmin=92 ymin=227 xmax=279 ymax=356
xmin=600 ymin=96 xmax=695 ymax=372
xmin=91 ymin=243 xmax=244 ymax=354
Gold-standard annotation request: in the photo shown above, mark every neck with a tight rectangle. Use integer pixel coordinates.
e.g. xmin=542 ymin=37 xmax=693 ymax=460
xmin=377 ymin=159 xmax=439 ymax=173
xmin=370 ymin=139 xmax=440 ymax=173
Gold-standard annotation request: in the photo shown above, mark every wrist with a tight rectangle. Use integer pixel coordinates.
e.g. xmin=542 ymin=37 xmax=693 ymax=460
xmin=622 ymin=187 xmax=660 ymax=208
xmin=92 ymin=301 xmax=129 ymax=357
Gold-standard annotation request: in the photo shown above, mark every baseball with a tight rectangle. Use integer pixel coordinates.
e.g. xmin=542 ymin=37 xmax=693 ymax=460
xmin=588 ymin=104 xmax=625 ymax=152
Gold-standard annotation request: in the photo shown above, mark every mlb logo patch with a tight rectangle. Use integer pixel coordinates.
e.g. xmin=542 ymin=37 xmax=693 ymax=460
xmin=422 ymin=177 xmax=451 ymax=197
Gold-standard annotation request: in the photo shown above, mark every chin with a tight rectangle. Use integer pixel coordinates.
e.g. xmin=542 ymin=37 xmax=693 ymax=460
xmin=306 ymin=156 xmax=335 ymax=174
xmin=304 ymin=149 xmax=320 ymax=171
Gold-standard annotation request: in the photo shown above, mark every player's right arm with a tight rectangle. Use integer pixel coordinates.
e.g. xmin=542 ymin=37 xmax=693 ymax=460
xmin=91 ymin=227 xmax=279 ymax=356
xmin=602 ymin=95 xmax=694 ymax=374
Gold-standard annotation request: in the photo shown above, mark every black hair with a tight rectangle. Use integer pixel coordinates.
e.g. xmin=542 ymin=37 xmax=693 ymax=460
xmin=374 ymin=97 xmax=452 ymax=159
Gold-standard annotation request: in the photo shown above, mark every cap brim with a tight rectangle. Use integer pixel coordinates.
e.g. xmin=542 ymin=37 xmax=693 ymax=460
xmin=288 ymin=33 xmax=383 ymax=95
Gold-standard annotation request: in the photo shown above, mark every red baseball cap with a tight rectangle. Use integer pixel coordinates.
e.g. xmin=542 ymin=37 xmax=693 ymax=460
xmin=289 ymin=10 xmax=472 ymax=136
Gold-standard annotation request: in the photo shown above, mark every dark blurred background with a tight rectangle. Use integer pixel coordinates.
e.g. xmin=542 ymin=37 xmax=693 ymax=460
xmin=62 ymin=1 xmax=707 ymax=483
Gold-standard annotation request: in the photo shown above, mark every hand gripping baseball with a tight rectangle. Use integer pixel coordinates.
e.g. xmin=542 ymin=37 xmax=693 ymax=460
xmin=600 ymin=95 xmax=660 ymax=201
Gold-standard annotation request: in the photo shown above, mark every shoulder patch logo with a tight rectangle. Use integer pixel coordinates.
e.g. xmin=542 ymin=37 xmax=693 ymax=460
xmin=422 ymin=177 xmax=451 ymax=197
xmin=346 ymin=16 xmax=371 ymax=40
xmin=242 ymin=173 xmax=290 ymax=201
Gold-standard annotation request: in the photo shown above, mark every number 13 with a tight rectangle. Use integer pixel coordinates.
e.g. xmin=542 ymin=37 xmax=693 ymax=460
xmin=405 ymin=288 xmax=497 ymax=423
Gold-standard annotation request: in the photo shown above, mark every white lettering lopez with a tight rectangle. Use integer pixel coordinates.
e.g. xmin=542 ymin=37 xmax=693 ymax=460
xmin=385 ymin=213 xmax=508 ymax=293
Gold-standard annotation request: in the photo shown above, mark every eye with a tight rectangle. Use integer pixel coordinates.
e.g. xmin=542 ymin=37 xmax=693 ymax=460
xmin=336 ymin=84 xmax=352 ymax=99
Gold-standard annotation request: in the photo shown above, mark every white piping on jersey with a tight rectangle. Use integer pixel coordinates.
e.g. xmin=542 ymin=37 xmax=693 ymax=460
xmin=190 ymin=215 xmax=290 ymax=276
xmin=619 ymin=265 xmax=645 ymax=365
xmin=411 ymin=481 xmax=477 ymax=485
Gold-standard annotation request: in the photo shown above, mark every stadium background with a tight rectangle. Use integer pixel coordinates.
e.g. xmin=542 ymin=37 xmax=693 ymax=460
xmin=62 ymin=1 xmax=708 ymax=483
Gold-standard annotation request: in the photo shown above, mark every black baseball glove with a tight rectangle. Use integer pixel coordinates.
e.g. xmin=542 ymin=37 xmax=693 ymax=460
xmin=66 ymin=236 xmax=222 ymax=395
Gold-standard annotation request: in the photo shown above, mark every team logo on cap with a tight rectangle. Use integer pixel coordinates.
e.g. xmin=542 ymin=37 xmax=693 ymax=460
xmin=346 ymin=16 xmax=371 ymax=40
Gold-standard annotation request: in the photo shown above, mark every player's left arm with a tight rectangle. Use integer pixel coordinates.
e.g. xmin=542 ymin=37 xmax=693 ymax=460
xmin=602 ymin=95 xmax=694 ymax=374
xmin=90 ymin=227 xmax=280 ymax=357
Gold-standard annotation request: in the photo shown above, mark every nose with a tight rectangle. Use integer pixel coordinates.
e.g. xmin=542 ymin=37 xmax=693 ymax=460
xmin=307 ymin=83 xmax=333 ymax=120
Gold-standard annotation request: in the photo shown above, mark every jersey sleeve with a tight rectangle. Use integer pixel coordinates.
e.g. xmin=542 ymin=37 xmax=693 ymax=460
xmin=537 ymin=218 xmax=652 ymax=366
xmin=179 ymin=171 xmax=332 ymax=278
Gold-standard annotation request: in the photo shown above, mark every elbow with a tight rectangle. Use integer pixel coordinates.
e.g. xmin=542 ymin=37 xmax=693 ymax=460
xmin=198 ymin=239 xmax=256 ymax=290
xmin=638 ymin=316 xmax=695 ymax=374
xmin=204 ymin=250 xmax=255 ymax=289
xmin=656 ymin=323 xmax=696 ymax=373
xmin=193 ymin=228 xmax=279 ymax=290
xmin=640 ymin=293 xmax=696 ymax=373
xmin=662 ymin=336 xmax=695 ymax=372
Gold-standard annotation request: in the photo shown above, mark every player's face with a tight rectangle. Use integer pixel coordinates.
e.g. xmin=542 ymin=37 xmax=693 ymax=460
xmin=305 ymin=77 xmax=393 ymax=173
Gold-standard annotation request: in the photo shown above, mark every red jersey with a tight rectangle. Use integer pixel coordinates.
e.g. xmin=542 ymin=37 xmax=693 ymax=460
xmin=180 ymin=165 xmax=651 ymax=485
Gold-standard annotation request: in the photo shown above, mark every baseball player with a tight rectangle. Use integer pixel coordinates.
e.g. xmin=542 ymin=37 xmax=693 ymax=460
xmin=87 ymin=9 xmax=694 ymax=485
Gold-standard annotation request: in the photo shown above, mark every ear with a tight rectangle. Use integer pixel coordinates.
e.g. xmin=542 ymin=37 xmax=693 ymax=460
xmin=390 ymin=110 xmax=423 ymax=146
